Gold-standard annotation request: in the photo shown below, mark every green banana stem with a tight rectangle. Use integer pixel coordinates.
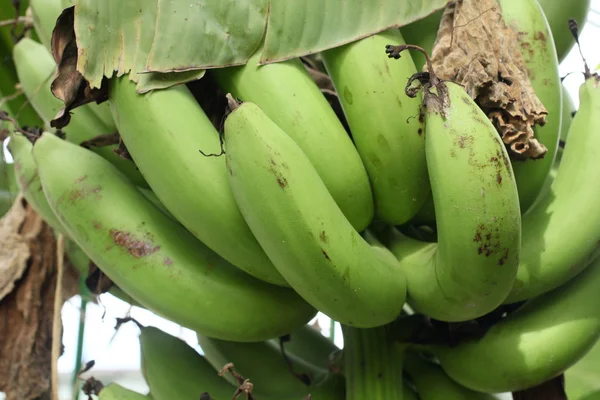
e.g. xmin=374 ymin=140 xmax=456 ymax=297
xmin=342 ymin=324 xmax=404 ymax=400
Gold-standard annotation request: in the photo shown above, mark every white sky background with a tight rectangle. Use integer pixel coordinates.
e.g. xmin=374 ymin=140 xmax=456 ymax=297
xmin=2 ymin=3 xmax=600 ymax=399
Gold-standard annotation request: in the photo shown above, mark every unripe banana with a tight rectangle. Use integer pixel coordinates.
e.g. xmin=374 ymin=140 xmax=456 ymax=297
xmin=196 ymin=334 xmax=345 ymax=399
xmin=33 ymin=132 xmax=316 ymax=341
xmin=580 ymin=390 xmax=600 ymax=400
xmin=499 ymin=0 xmax=562 ymax=215
xmin=404 ymin=352 xmax=496 ymax=400
xmin=98 ymin=383 xmax=151 ymax=400
xmin=108 ymin=75 xmax=286 ymax=286
xmin=427 ymin=255 xmax=600 ymax=393
xmin=211 ymin=48 xmax=374 ymax=232
xmin=504 ymin=73 xmax=600 ymax=303
xmin=537 ymin=0 xmax=591 ymax=62
xmin=320 ymin=29 xmax=429 ymax=225
xmin=377 ymin=51 xmax=521 ymax=321
xmin=12 ymin=37 xmax=147 ymax=188
xmin=224 ymin=100 xmax=407 ymax=327
xmin=267 ymin=324 xmax=340 ymax=374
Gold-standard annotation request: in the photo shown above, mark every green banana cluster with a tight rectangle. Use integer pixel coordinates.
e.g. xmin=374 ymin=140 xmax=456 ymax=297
xmin=3 ymin=0 xmax=600 ymax=398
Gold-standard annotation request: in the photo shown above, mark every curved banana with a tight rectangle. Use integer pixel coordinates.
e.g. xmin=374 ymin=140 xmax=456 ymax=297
xmin=211 ymin=48 xmax=374 ymax=232
xmin=399 ymin=10 xmax=444 ymax=71
xmin=580 ymin=390 xmax=600 ymax=400
xmin=196 ymin=334 xmax=345 ymax=399
xmin=427 ymin=255 xmax=600 ymax=393
xmin=404 ymin=351 xmax=495 ymax=400
xmin=267 ymin=324 xmax=340 ymax=374
xmin=320 ymin=29 xmax=429 ymax=225
xmin=499 ymin=0 xmax=562 ymax=215
xmin=378 ymin=49 xmax=521 ymax=321
xmin=224 ymin=100 xmax=407 ymax=327
xmin=32 ymin=132 xmax=316 ymax=341
xmin=537 ymin=0 xmax=591 ymax=62
xmin=108 ymin=75 xmax=286 ymax=286
xmin=98 ymin=383 xmax=151 ymax=400
xmin=12 ymin=37 xmax=147 ymax=188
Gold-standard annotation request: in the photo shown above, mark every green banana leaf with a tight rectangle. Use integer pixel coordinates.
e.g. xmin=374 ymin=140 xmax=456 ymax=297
xmin=565 ymin=338 xmax=600 ymax=399
xmin=72 ymin=0 xmax=448 ymax=92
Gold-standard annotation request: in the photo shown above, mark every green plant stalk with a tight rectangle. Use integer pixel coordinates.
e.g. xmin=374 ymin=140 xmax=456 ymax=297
xmin=33 ymin=132 xmax=316 ymax=341
xmin=224 ymin=101 xmax=406 ymax=328
xmin=72 ymin=293 xmax=87 ymax=400
xmin=321 ymin=29 xmax=429 ymax=225
xmin=211 ymin=47 xmax=374 ymax=232
xmin=499 ymin=0 xmax=562 ymax=215
xmin=429 ymin=255 xmax=600 ymax=393
xmin=108 ymin=75 xmax=286 ymax=286
xmin=342 ymin=324 xmax=404 ymax=400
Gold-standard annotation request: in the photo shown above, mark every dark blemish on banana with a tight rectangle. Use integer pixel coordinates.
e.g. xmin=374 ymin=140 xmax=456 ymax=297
xmin=75 ymin=175 xmax=87 ymax=183
xmin=321 ymin=249 xmax=331 ymax=261
xmin=459 ymin=136 xmax=466 ymax=148
xmin=110 ymin=229 xmax=160 ymax=258
xmin=93 ymin=221 xmax=102 ymax=230
xmin=498 ymin=248 xmax=509 ymax=266
xmin=497 ymin=172 xmax=502 ymax=184
xmin=277 ymin=176 xmax=288 ymax=188
xmin=418 ymin=128 xmax=423 ymax=135
xmin=164 ymin=257 xmax=173 ymax=266
xmin=320 ymin=231 xmax=328 ymax=244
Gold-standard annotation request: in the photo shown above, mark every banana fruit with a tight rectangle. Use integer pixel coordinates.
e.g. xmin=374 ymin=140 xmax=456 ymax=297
xmin=108 ymin=75 xmax=286 ymax=286
xmin=321 ymin=29 xmax=429 ymax=225
xmin=378 ymin=49 xmax=521 ymax=321
xmin=499 ymin=0 xmax=562 ymax=215
xmin=223 ymin=100 xmax=407 ymax=327
xmin=211 ymin=47 xmax=374 ymax=232
xmin=428 ymin=255 xmax=600 ymax=393
xmin=12 ymin=37 xmax=147 ymax=188
xmin=32 ymin=132 xmax=316 ymax=341
xmin=98 ymin=383 xmax=151 ymax=400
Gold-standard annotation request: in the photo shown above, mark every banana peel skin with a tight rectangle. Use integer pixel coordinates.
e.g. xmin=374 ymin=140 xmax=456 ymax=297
xmin=224 ymin=100 xmax=407 ymax=328
xmin=429 ymin=255 xmax=600 ymax=393
xmin=377 ymin=49 xmax=521 ymax=322
xmin=98 ymin=383 xmax=151 ymax=400
xmin=32 ymin=132 xmax=316 ymax=342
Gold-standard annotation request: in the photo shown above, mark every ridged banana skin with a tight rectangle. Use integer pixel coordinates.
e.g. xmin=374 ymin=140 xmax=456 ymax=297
xmin=33 ymin=133 xmax=316 ymax=341
xmin=211 ymin=49 xmax=374 ymax=232
xmin=196 ymin=334 xmax=345 ymax=399
xmin=499 ymin=0 xmax=562 ymax=215
xmin=431 ymin=255 xmax=600 ymax=393
xmin=99 ymin=383 xmax=151 ymax=400
xmin=381 ymin=81 xmax=521 ymax=321
xmin=108 ymin=76 xmax=286 ymax=286
xmin=537 ymin=0 xmax=591 ymax=62
xmin=12 ymin=38 xmax=147 ymax=188
xmin=224 ymin=102 xmax=407 ymax=328
xmin=504 ymin=75 xmax=600 ymax=303
xmin=321 ymin=30 xmax=429 ymax=225
xmin=140 ymin=327 xmax=240 ymax=400
xmin=404 ymin=352 xmax=495 ymax=400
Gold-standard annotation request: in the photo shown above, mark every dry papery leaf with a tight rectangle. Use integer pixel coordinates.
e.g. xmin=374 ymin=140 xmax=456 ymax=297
xmin=0 ymin=196 xmax=78 ymax=400
xmin=429 ymin=0 xmax=548 ymax=159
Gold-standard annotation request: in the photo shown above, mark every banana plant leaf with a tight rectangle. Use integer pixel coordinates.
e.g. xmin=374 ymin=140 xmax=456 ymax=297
xmin=72 ymin=0 xmax=448 ymax=92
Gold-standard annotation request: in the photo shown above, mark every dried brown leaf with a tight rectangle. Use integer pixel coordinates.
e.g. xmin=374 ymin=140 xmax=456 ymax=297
xmin=429 ymin=0 xmax=548 ymax=159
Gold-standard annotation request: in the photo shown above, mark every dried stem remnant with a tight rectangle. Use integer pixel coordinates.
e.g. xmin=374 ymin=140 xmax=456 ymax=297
xmin=429 ymin=0 xmax=548 ymax=159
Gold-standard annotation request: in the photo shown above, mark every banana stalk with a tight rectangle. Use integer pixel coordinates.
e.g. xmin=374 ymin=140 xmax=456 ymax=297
xmin=32 ymin=132 xmax=316 ymax=341
xmin=321 ymin=29 xmax=429 ymax=225
xmin=427 ymin=254 xmax=600 ymax=393
xmin=499 ymin=0 xmax=562 ymax=215
xmin=379 ymin=46 xmax=521 ymax=322
xmin=12 ymin=37 xmax=147 ymax=188
xmin=211 ymin=47 xmax=374 ymax=232
xmin=223 ymin=100 xmax=407 ymax=328
xmin=108 ymin=75 xmax=286 ymax=286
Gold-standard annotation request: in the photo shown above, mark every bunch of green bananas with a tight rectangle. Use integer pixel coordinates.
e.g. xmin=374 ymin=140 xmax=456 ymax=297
xmin=3 ymin=0 xmax=600 ymax=398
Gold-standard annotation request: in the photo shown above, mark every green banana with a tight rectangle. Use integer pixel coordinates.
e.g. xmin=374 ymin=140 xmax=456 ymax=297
xmin=427 ymin=255 xmax=600 ymax=393
xmin=32 ymin=132 xmax=316 ymax=341
xmin=196 ymin=334 xmax=345 ymax=399
xmin=403 ymin=352 xmax=495 ymax=400
xmin=537 ymin=0 xmax=591 ymax=62
xmin=499 ymin=0 xmax=562 ymax=215
xmin=321 ymin=29 xmax=429 ymax=225
xmin=399 ymin=10 xmax=444 ymax=71
xmin=403 ymin=385 xmax=419 ymax=400
xmin=580 ymin=391 xmax=600 ymax=400
xmin=503 ymin=73 xmax=600 ymax=303
xmin=98 ymin=383 xmax=151 ymax=400
xmin=12 ymin=37 xmax=147 ymax=188
xmin=211 ymin=47 xmax=374 ymax=232
xmin=223 ymin=100 xmax=407 ymax=327
xmin=267 ymin=324 xmax=340 ymax=374
xmin=108 ymin=75 xmax=286 ymax=286
xmin=377 ymin=50 xmax=521 ymax=321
